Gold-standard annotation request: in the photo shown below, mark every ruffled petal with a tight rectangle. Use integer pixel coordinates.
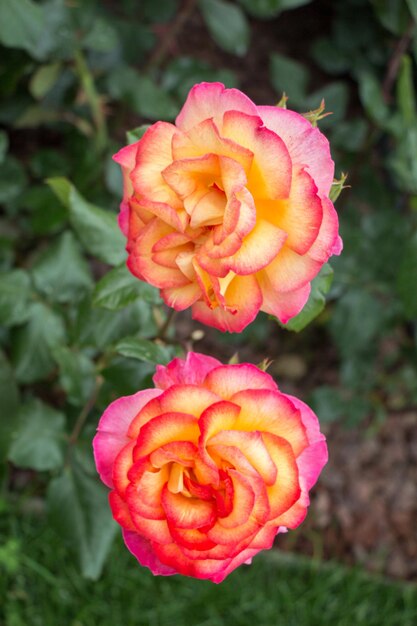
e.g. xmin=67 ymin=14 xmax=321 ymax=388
xmin=222 ymin=111 xmax=292 ymax=200
xmin=176 ymin=82 xmax=258 ymax=132
xmin=122 ymin=529 xmax=176 ymax=576
xmin=192 ymin=274 xmax=262 ymax=333
xmin=308 ymin=197 xmax=342 ymax=263
xmin=230 ymin=389 xmax=308 ymax=457
xmin=128 ymin=218 xmax=190 ymax=289
xmin=153 ymin=353 xmax=221 ymax=390
xmin=257 ymin=106 xmax=334 ymax=198
xmin=258 ymin=279 xmax=311 ymax=324
xmin=130 ymin=122 xmax=182 ymax=209
xmin=93 ymin=388 xmax=162 ymax=488
xmin=258 ymin=168 xmax=322 ymax=255
xmin=113 ymin=143 xmax=138 ymax=236
xmin=257 ymin=245 xmax=322 ymax=293
xmin=204 ymin=364 xmax=277 ymax=399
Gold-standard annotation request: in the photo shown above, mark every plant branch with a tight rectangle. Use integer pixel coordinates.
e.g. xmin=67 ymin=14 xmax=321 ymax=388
xmin=68 ymin=376 xmax=103 ymax=446
xmin=156 ymin=307 xmax=177 ymax=341
xmin=146 ymin=0 xmax=197 ymax=70
xmin=74 ymin=49 xmax=108 ymax=152
xmin=382 ymin=20 xmax=416 ymax=103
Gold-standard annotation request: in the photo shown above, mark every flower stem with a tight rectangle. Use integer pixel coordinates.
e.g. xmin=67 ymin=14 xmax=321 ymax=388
xmin=74 ymin=49 xmax=108 ymax=153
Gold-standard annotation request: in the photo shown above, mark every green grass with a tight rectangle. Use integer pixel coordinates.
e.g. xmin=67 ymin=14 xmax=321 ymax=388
xmin=1 ymin=513 xmax=416 ymax=626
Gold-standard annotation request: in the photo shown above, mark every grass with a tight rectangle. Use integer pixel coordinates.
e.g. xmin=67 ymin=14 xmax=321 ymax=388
xmin=1 ymin=512 xmax=416 ymax=626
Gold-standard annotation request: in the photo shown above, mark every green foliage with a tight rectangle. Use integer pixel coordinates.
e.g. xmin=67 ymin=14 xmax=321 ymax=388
xmin=93 ymin=265 xmax=160 ymax=310
xmin=270 ymin=53 xmax=309 ymax=105
xmin=0 ymin=270 xmax=31 ymax=326
xmin=0 ymin=0 xmax=45 ymax=60
xmin=32 ymin=231 xmax=94 ymax=303
xmin=0 ymin=350 xmax=20 ymax=462
xmin=199 ymin=0 xmax=250 ymax=56
xmin=8 ymin=400 xmax=66 ymax=471
xmin=1 ymin=0 xmax=416 ymax=585
xmin=47 ymin=454 xmax=118 ymax=580
xmin=238 ymin=0 xmax=314 ymax=19
xmin=115 ymin=336 xmax=171 ymax=365
xmin=47 ymin=178 xmax=126 ymax=266
xmin=397 ymin=232 xmax=417 ymax=318
xmin=12 ymin=302 xmax=66 ymax=384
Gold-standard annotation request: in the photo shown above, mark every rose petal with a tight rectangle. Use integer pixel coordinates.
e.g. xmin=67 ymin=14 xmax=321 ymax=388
xmin=258 ymin=106 xmax=334 ymax=198
xmin=204 ymin=364 xmax=277 ymax=399
xmin=176 ymin=82 xmax=258 ymax=132
xmin=153 ymin=352 xmax=221 ymax=390
xmin=192 ymin=274 xmax=262 ymax=333
xmin=93 ymin=388 xmax=162 ymax=488
xmin=222 ymin=110 xmax=292 ymax=200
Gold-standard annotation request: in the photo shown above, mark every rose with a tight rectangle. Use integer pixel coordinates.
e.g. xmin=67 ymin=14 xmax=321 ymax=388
xmin=93 ymin=352 xmax=328 ymax=582
xmin=114 ymin=82 xmax=342 ymax=332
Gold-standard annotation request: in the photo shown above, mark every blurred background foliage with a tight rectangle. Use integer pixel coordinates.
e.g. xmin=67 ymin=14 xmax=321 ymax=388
xmin=1 ymin=0 xmax=417 ymax=622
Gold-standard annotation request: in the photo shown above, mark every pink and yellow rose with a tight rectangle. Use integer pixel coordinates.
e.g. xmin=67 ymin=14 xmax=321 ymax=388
xmin=114 ymin=82 xmax=342 ymax=332
xmin=93 ymin=352 xmax=327 ymax=582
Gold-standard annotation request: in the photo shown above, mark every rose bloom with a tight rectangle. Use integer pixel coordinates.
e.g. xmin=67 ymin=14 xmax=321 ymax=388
xmin=114 ymin=82 xmax=342 ymax=332
xmin=93 ymin=352 xmax=327 ymax=583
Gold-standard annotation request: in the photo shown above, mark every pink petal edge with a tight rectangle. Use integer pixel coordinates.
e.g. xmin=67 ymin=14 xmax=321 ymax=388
xmin=153 ymin=352 xmax=222 ymax=390
xmin=93 ymin=388 xmax=162 ymax=488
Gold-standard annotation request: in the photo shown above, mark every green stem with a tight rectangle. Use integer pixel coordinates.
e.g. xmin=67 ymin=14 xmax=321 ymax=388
xmin=74 ymin=49 xmax=107 ymax=153
xmin=68 ymin=376 xmax=103 ymax=447
xmin=156 ymin=308 xmax=177 ymax=341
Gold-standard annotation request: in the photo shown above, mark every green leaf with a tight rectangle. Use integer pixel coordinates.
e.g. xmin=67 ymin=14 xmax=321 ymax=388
xmin=47 ymin=177 xmax=126 ymax=266
xmin=12 ymin=302 xmax=66 ymax=384
xmin=0 ymin=269 xmax=32 ymax=327
xmin=126 ymin=124 xmax=151 ymax=145
xmin=238 ymin=0 xmax=312 ymax=18
xmin=101 ymin=356 xmax=154 ymax=399
xmin=388 ymin=124 xmax=417 ymax=193
xmin=0 ymin=0 xmax=45 ymax=60
xmin=270 ymin=53 xmax=309 ymax=105
xmin=8 ymin=400 xmax=65 ymax=471
xmin=199 ymin=0 xmax=250 ymax=56
xmin=311 ymin=38 xmax=350 ymax=75
xmin=371 ymin=0 xmax=411 ymax=35
xmin=329 ymin=289 xmax=388 ymax=359
xmin=162 ymin=57 xmax=237 ymax=103
xmin=396 ymin=54 xmax=416 ymax=125
xmin=309 ymin=386 xmax=344 ymax=423
xmin=83 ymin=17 xmax=119 ymax=53
xmin=73 ymin=298 xmax=158 ymax=349
xmin=29 ymin=149 xmax=70 ymax=179
xmin=32 ymin=231 xmax=93 ymax=303
xmin=406 ymin=0 xmax=417 ymax=19
xmin=305 ymin=81 xmax=349 ymax=126
xmin=0 ymin=350 xmax=20 ymax=462
xmin=22 ymin=185 xmax=68 ymax=235
xmin=282 ymin=264 xmax=334 ymax=332
xmin=357 ymin=70 xmax=392 ymax=128
xmin=397 ymin=231 xmax=417 ymax=318
xmin=51 ymin=345 xmax=96 ymax=407
xmin=93 ymin=264 xmax=160 ymax=310
xmin=29 ymin=62 xmax=61 ymax=100
xmin=0 ymin=156 xmax=27 ymax=204
xmin=115 ymin=336 xmax=170 ymax=364
xmin=106 ymin=67 xmax=178 ymax=121
xmin=0 ymin=130 xmax=8 ymax=164
xmin=47 ymin=457 xmax=117 ymax=579
xmin=331 ymin=118 xmax=368 ymax=152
